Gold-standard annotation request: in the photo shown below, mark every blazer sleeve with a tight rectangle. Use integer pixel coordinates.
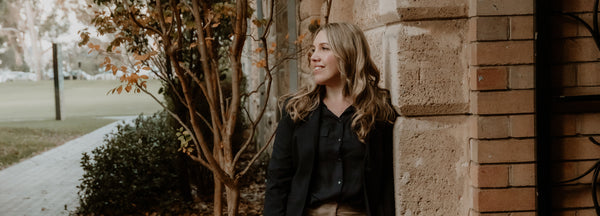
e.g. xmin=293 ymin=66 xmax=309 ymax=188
xmin=264 ymin=108 xmax=296 ymax=216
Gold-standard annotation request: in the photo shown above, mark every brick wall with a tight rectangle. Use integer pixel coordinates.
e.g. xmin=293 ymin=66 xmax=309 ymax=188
xmin=468 ymin=0 xmax=537 ymax=215
xmin=550 ymin=0 xmax=600 ymax=214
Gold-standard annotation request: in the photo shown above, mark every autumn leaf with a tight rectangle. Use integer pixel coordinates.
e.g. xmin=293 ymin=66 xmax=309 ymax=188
xmin=165 ymin=16 xmax=173 ymax=24
xmin=254 ymin=47 xmax=263 ymax=53
xmin=212 ymin=22 xmax=220 ymax=28
xmin=125 ymin=85 xmax=132 ymax=92
xmin=142 ymin=66 xmax=151 ymax=70
xmin=253 ymin=59 xmax=266 ymax=68
xmin=140 ymin=75 xmax=149 ymax=79
xmin=116 ymin=86 xmax=123 ymax=94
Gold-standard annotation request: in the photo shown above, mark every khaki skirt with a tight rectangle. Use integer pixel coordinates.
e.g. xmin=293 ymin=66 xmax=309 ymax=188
xmin=305 ymin=202 xmax=367 ymax=216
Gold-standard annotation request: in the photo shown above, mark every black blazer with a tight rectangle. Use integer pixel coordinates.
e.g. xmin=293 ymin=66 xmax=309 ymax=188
xmin=264 ymin=106 xmax=396 ymax=216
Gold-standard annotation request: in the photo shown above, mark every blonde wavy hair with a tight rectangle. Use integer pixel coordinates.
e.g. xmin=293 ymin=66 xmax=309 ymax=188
xmin=283 ymin=22 xmax=397 ymax=142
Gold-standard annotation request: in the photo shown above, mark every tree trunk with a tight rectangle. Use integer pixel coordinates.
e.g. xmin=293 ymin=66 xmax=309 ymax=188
xmin=213 ymin=177 xmax=223 ymax=216
xmin=226 ymin=184 xmax=240 ymax=216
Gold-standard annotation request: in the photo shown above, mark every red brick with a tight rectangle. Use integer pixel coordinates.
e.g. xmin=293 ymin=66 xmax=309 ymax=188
xmin=473 ymin=17 xmax=509 ymax=41
xmin=577 ymin=209 xmax=598 ymax=216
xmin=509 ymin=65 xmax=534 ymax=89
xmin=470 ymin=67 xmax=508 ymax=90
xmin=471 ymin=164 xmax=509 ymax=187
xmin=577 ymin=62 xmax=600 ymax=86
xmin=474 ymin=0 xmax=534 ymax=16
xmin=471 ymin=41 xmax=534 ymax=66
xmin=554 ymin=0 xmax=594 ymax=13
xmin=510 ymin=213 xmax=536 ymax=216
xmin=551 ymin=114 xmax=577 ymax=136
xmin=471 ymin=90 xmax=534 ymax=115
xmin=577 ymin=113 xmax=600 ymax=134
xmin=551 ymin=16 xmax=579 ymax=38
xmin=472 ymin=139 xmax=535 ymax=163
xmin=554 ymin=161 xmax=597 ymax=184
xmin=553 ymin=137 xmax=600 ymax=160
xmin=509 ymin=114 xmax=534 ymax=137
xmin=552 ymin=210 xmax=576 ymax=216
xmin=576 ymin=13 xmax=594 ymax=37
xmin=471 ymin=211 xmax=535 ymax=216
xmin=554 ymin=38 xmax=600 ymax=63
xmin=551 ymin=64 xmax=577 ymax=88
xmin=553 ymin=184 xmax=594 ymax=208
xmin=510 ymin=163 xmax=535 ymax=186
xmin=472 ymin=116 xmax=509 ymax=139
xmin=474 ymin=188 xmax=535 ymax=212
xmin=561 ymin=86 xmax=600 ymax=96
xmin=552 ymin=162 xmax=579 ymax=184
xmin=510 ymin=16 xmax=534 ymax=40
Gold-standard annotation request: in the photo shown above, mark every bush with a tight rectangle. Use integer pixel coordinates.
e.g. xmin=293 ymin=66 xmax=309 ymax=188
xmin=76 ymin=112 xmax=193 ymax=215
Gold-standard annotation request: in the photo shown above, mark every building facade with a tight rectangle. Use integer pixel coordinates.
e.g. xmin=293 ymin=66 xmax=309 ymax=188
xmin=249 ymin=0 xmax=600 ymax=214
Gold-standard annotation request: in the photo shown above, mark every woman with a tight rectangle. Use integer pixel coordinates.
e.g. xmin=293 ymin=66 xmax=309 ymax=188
xmin=264 ymin=22 xmax=397 ymax=216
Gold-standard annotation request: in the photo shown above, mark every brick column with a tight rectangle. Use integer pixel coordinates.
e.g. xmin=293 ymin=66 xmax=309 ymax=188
xmin=468 ymin=0 xmax=537 ymax=214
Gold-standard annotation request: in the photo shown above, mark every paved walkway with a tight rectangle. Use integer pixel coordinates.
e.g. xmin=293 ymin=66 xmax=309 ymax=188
xmin=0 ymin=116 xmax=136 ymax=216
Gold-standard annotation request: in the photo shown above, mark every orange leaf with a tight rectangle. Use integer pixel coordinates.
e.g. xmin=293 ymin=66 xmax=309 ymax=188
xmin=212 ymin=22 xmax=220 ymax=28
xmin=142 ymin=66 xmax=151 ymax=70
xmin=254 ymin=47 xmax=263 ymax=53
xmin=105 ymin=57 xmax=111 ymax=64
xmin=120 ymin=66 xmax=127 ymax=72
xmin=116 ymin=86 xmax=123 ymax=94
xmin=125 ymin=85 xmax=132 ymax=92
xmin=111 ymin=65 xmax=118 ymax=75
xmin=140 ymin=75 xmax=149 ymax=79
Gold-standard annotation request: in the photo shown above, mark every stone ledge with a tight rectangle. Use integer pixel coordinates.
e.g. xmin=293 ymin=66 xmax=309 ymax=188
xmin=397 ymin=6 xmax=468 ymax=21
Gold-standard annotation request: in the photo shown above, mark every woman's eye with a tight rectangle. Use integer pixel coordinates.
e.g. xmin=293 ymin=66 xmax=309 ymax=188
xmin=322 ymin=47 xmax=329 ymax=50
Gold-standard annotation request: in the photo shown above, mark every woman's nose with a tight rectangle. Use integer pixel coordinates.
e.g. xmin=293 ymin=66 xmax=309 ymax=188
xmin=310 ymin=52 xmax=320 ymax=62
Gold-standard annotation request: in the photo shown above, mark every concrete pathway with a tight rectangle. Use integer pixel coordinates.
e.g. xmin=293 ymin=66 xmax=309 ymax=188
xmin=0 ymin=116 xmax=136 ymax=216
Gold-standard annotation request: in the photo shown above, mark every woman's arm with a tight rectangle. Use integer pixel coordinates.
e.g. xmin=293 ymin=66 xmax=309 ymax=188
xmin=264 ymin=109 xmax=296 ymax=216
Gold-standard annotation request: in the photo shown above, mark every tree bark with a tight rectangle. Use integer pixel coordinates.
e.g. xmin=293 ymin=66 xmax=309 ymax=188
xmin=226 ymin=184 xmax=240 ymax=216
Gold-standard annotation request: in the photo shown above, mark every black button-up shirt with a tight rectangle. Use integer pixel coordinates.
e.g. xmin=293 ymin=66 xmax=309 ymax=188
xmin=308 ymin=103 xmax=366 ymax=209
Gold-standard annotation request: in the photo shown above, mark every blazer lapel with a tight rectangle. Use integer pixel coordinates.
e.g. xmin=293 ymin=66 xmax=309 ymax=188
xmin=295 ymin=107 xmax=321 ymax=164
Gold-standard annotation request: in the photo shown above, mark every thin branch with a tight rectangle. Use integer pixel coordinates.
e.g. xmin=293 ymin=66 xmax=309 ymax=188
xmin=136 ymin=82 xmax=210 ymax=168
xmin=236 ymin=129 xmax=276 ymax=180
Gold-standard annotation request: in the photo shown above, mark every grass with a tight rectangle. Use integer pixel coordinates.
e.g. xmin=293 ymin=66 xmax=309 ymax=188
xmin=0 ymin=79 xmax=163 ymax=169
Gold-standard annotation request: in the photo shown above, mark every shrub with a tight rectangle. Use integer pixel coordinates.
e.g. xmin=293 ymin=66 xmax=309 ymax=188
xmin=76 ymin=112 xmax=193 ymax=215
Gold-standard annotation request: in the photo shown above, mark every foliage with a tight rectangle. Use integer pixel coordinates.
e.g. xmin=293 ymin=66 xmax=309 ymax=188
xmin=77 ymin=113 xmax=194 ymax=215
xmin=80 ymin=0 xmax=303 ymax=214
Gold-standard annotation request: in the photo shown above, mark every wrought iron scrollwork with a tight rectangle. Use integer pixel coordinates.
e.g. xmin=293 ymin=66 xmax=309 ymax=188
xmin=557 ymin=137 xmax=600 ymax=215
xmin=557 ymin=0 xmax=600 ymax=52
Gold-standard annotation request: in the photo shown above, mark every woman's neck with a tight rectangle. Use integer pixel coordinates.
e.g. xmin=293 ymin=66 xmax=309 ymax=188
xmin=323 ymin=85 xmax=352 ymax=117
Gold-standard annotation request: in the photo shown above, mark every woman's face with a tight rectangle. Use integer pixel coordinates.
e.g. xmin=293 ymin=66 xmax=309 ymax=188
xmin=310 ymin=30 xmax=341 ymax=87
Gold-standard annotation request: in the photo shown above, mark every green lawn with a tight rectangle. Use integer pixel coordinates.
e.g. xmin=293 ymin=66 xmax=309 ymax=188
xmin=0 ymin=79 xmax=163 ymax=169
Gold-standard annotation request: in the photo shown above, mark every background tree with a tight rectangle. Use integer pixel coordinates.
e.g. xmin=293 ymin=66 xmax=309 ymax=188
xmin=81 ymin=0 xmax=302 ymax=215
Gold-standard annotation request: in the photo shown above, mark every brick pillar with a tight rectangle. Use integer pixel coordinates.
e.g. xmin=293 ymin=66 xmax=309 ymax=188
xmin=468 ymin=0 xmax=537 ymax=214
